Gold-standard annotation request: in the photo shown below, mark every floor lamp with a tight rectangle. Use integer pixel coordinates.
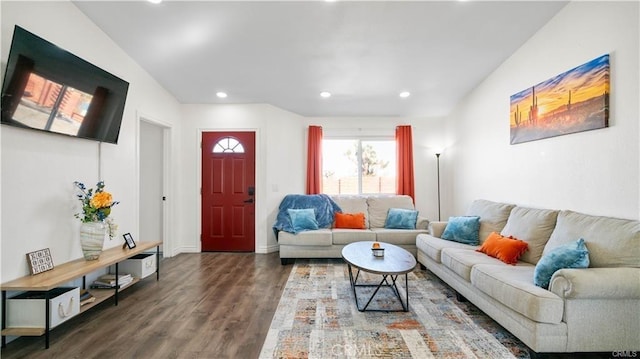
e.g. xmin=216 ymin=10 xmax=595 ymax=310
xmin=435 ymin=153 xmax=441 ymax=221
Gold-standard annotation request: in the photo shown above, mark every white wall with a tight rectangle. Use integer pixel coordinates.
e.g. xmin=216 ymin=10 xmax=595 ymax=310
xmin=179 ymin=104 xmax=306 ymax=253
xmin=447 ymin=1 xmax=639 ymax=220
xmin=1 ymin=1 xmax=182 ymax=282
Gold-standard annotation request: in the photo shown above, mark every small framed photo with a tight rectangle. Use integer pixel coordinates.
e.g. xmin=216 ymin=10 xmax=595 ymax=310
xmin=26 ymin=248 xmax=54 ymax=275
xmin=123 ymin=233 xmax=136 ymax=249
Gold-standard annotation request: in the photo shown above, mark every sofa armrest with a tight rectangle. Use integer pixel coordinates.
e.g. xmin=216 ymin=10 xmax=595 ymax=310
xmin=549 ymin=267 xmax=640 ymax=299
xmin=428 ymin=221 xmax=448 ymax=237
xmin=416 ymin=216 xmax=430 ymax=230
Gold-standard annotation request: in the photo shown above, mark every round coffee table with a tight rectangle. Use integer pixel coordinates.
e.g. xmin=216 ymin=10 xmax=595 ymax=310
xmin=341 ymin=241 xmax=417 ymax=312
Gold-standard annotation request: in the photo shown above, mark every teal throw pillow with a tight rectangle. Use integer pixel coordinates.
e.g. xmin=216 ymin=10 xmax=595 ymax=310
xmin=384 ymin=208 xmax=418 ymax=229
xmin=287 ymin=208 xmax=319 ymax=233
xmin=441 ymin=216 xmax=481 ymax=245
xmin=534 ymin=238 xmax=590 ymax=289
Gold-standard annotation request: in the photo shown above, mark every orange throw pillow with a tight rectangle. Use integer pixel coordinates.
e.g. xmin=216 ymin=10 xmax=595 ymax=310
xmin=334 ymin=212 xmax=366 ymax=229
xmin=476 ymin=232 xmax=528 ymax=265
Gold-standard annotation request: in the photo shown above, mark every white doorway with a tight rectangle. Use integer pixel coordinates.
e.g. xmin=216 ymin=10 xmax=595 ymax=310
xmin=138 ymin=115 xmax=171 ymax=256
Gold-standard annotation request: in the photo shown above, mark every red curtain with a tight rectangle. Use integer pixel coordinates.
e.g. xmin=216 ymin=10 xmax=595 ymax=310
xmin=306 ymin=126 xmax=323 ymax=194
xmin=396 ymin=125 xmax=415 ymax=201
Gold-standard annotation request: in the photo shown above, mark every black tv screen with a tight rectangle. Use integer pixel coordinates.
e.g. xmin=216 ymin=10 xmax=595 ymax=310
xmin=1 ymin=26 xmax=129 ymax=144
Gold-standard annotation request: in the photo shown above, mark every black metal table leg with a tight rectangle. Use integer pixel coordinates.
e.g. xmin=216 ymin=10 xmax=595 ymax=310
xmin=45 ymin=291 xmax=50 ymax=349
xmin=114 ymin=262 xmax=119 ymax=306
xmin=156 ymin=245 xmax=160 ymax=281
xmin=1 ymin=290 xmax=6 ymax=348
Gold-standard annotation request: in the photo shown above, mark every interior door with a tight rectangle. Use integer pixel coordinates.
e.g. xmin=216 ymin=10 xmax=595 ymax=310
xmin=201 ymin=131 xmax=255 ymax=252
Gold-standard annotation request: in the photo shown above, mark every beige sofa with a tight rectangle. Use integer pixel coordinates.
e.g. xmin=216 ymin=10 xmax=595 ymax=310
xmin=278 ymin=195 xmax=428 ymax=264
xmin=417 ymin=199 xmax=640 ymax=355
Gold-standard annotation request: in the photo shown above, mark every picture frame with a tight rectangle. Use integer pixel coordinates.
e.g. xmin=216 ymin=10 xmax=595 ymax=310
xmin=122 ymin=233 xmax=136 ymax=249
xmin=26 ymin=248 xmax=54 ymax=275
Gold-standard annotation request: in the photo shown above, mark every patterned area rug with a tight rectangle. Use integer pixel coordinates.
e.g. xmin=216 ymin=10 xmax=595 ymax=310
xmin=259 ymin=259 xmax=530 ymax=359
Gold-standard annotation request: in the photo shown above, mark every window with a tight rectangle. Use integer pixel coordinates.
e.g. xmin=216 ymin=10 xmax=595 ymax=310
xmin=322 ymin=139 xmax=396 ymax=195
xmin=212 ymin=137 xmax=245 ymax=153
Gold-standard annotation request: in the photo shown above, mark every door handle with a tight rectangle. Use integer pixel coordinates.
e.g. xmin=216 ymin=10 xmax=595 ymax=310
xmin=243 ymin=198 xmax=254 ymax=204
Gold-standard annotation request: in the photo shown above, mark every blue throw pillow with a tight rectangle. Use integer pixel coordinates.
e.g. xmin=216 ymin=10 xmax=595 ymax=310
xmin=287 ymin=208 xmax=319 ymax=233
xmin=384 ymin=208 xmax=418 ymax=229
xmin=534 ymin=238 xmax=590 ymax=289
xmin=441 ymin=216 xmax=481 ymax=245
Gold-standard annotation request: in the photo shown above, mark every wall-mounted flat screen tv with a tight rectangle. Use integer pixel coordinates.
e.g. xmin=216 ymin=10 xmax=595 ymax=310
xmin=1 ymin=26 xmax=129 ymax=144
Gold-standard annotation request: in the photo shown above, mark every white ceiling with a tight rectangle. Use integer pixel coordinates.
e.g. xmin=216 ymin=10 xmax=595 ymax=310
xmin=73 ymin=1 xmax=568 ymax=118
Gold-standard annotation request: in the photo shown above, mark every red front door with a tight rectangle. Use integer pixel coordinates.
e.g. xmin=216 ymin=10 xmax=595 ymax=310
xmin=201 ymin=131 xmax=255 ymax=252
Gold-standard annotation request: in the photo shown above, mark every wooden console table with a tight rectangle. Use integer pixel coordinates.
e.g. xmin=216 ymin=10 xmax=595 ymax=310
xmin=1 ymin=240 xmax=162 ymax=349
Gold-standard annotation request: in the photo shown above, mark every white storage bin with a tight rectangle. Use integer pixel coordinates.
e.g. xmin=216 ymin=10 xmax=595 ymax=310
xmin=7 ymin=287 xmax=80 ymax=329
xmin=117 ymin=253 xmax=156 ymax=279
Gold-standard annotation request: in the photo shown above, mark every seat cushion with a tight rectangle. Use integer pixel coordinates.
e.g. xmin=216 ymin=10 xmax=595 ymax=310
xmin=277 ymin=229 xmax=333 ymax=246
xmin=416 ymin=233 xmax=478 ymax=263
xmin=331 ymin=229 xmax=376 ymax=245
xmin=545 ymin=210 xmax=640 ymax=268
xmin=371 ymin=228 xmax=427 ymax=245
xmin=500 ymin=206 xmax=558 ymax=264
xmin=471 ymin=264 xmax=564 ymax=324
xmin=440 ymin=247 xmax=506 ymax=281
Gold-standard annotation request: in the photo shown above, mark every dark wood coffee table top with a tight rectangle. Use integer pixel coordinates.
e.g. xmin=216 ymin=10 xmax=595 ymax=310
xmin=341 ymin=241 xmax=416 ymax=275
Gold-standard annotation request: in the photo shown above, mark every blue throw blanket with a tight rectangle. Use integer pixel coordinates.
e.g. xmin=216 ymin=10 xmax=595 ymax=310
xmin=273 ymin=194 xmax=342 ymax=238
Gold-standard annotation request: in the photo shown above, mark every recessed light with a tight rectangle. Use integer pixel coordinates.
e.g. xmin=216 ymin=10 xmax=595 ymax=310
xmin=320 ymin=91 xmax=331 ymax=98
xmin=216 ymin=92 xmax=227 ymax=98
xmin=399 ymin=91 xmax=411 ymax=98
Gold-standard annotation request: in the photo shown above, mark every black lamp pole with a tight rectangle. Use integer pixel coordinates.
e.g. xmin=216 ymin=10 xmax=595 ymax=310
xmin=436 ymin=153 xmax=441 ymax=221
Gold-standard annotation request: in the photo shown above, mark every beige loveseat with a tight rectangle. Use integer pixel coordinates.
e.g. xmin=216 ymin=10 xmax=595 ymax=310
xmin=417 ymin=199 xmax=640 ymax=355
xmin=278 ymin=195 xmax=428 ymax=265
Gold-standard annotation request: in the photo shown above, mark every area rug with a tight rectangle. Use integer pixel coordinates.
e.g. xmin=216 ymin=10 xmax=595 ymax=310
xmin=259 ymin=259 xmax=530 ymax=359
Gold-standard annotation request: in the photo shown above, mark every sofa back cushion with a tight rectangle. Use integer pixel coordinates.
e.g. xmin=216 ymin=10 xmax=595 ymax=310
xmin=332 ymin=196 xmax=370 ymax=228
xmin=500 ymin=206 xmax=559 ymax=264
xmin=544 ymin=210 xmax=640 ymax=268
xmin=367 ymin=195 xmax=415 ymax=229
xmin=466 ymin=200 xmax=515 ymax=244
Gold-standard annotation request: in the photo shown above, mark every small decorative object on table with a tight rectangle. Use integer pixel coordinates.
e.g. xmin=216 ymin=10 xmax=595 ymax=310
xmin=26 ymin=248 xmax=54 ymax=275
xmin=74 ymin=181 xmax=119 ymax=260
xmin=122 ymin=232 xmax=136 ymax=249
xmin=371 ymin=241 xmax=385 ymax=257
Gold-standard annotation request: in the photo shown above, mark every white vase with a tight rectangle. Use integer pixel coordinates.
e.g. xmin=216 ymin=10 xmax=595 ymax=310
xmin=79 ymin=221 xmax=106 ymax=260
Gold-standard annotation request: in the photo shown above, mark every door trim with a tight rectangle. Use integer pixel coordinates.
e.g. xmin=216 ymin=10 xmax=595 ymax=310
xmin=197 ymin=129 xmax=259 ymax=253
xmin=136 ymin=111 xmax=172 ymax=257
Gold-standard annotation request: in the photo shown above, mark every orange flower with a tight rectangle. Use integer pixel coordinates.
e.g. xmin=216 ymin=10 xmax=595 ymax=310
xmin=91 ymin=191 xmax=113 ymax=209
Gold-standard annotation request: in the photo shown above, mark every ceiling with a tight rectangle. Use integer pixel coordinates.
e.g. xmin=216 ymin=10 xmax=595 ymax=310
xmin=73 ymin=1 xmax=568 ymax=118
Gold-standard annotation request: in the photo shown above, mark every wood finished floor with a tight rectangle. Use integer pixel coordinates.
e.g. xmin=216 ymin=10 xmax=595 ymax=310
xmin=1 ymin=252 xmax=291 ymax=359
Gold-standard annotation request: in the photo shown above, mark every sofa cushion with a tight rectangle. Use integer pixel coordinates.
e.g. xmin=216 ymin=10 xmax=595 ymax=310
xmin=500 ymin=206 xmax=558 ymax=264
xmin=334 ymin=212 xmax=366 ymax=229
xmin=441 ymin=216 xmax=480 ymax=245
xmin=367 ymin=195 xmax=414 ymax=229
xmin=477 ymin=232 xmax=528 ymax=265
xmin=332 ymin=196 xmax=370 ymax=228
xmin=441 ymin=247 xmax=506 ymax=281
xmin=416 ymin=233 xmax=478 ymax=263
xmin=384 ymin=208 xmax=418 ymax=229
xmin=277 ymin=229 xmax=333 ymax=246
xmin=332 ymin=229 xmax=376 ymax=245
xmin=534 ymin=238 xmax=590 ymax=289
xmin=466 ymin=199 xmax=515 ymax=243
xmin=372 ymin=228 xmax=427 ymax=245
xmin=471 ymin=264 xmax=564 ymax=324
xmin=287 ymin=208 xmax=319 ymax=232
xmin=544 ymin=210 xmax=640 ymax=268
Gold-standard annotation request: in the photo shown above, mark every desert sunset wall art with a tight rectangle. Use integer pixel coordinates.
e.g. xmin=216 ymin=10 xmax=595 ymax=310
xmin=510 ymin=54 xmax=610 ymax=144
